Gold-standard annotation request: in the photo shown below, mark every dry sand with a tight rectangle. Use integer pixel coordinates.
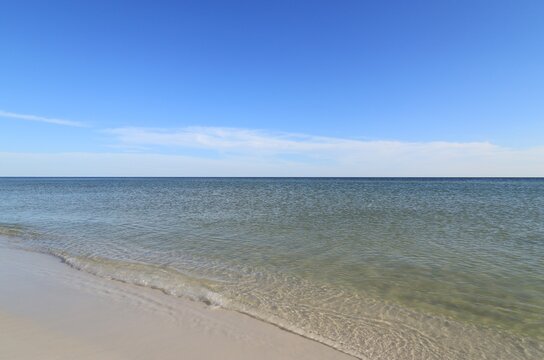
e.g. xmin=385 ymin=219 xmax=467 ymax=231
xmin=0 ymin=244 xmax=355 ymax=360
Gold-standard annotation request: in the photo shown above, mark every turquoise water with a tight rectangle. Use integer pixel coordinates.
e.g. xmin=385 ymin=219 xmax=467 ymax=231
xmin=0 ymin=178 xmax=543 ymax=359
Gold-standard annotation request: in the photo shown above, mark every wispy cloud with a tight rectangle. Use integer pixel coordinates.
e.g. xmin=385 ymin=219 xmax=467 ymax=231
xmin=105 ymin=126 xmax=363 ymax=153
xmin=104 ymin=126 xmax=504 ymax=160
xmin=1 ymin=123 xmax=542 ymax=176
xmin=0 ymin=110 xmax=87 ymax=127
xmin=106 ymin=126 xmax=493 ymax=154
xmin=99 ymin=126 xmax=544 ymax=176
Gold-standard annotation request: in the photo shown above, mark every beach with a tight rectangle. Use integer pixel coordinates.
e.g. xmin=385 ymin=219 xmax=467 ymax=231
xmin=3 ymin=0 xmax=543 ymax=357
xmin=0 ymin=244 xmax=355 ymax=360
xmin=1 ymin=178 xmax=543 ymax=359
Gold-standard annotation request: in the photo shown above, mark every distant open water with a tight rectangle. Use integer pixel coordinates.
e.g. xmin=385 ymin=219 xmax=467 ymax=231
xmin=0 ymin=178 xmax=543 ymax=359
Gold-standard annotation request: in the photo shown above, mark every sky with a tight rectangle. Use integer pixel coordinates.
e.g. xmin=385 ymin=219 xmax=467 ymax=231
xmin=1 ymin=0 xmax=543 ymax=176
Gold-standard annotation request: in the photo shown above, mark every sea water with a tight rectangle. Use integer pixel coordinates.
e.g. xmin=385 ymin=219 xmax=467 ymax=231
xmin=0 ymin=178 xmax=542 ymax=359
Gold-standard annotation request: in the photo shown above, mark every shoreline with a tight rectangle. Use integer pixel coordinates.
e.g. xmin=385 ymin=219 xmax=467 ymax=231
xmin=0 ymin=244 xmax=355 ymax=360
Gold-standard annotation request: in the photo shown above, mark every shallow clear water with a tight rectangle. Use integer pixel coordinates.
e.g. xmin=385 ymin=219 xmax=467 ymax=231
xmin=1 ymin=178 xmax=543 ymax=359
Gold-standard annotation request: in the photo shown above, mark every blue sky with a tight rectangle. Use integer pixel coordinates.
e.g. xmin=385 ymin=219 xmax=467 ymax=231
xmin=1 ymin=0 xmax=543 ymax=176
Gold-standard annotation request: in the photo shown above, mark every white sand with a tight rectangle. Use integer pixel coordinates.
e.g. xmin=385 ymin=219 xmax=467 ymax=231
xmin=0 ymin=244 xmax=355 ymax=360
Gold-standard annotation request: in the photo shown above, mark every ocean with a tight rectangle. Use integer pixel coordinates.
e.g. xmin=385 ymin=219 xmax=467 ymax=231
xmin=0 ymin=177 xmax=542 ymax=359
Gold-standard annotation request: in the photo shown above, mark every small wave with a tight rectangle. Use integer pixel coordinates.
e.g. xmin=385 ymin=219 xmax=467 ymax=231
xmin=6 ymin=238 xmax=541 ymax=360
xmin=32 ymin=249 xmax=544 ymax=360
xmin=0 ymin=224 xmax=24 ymax=237
xmin=53 ymin=251 xmax=229 ymax=308
xmin=48 ymin=251 xmax=364 ymax=358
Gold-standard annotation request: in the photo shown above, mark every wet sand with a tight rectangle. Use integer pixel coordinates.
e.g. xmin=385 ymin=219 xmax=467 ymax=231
xmin=0 ymin=245 xmax=354 ymax=360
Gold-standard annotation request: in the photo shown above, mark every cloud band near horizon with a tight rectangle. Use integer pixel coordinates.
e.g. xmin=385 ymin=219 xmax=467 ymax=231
xmin=0 ymin=125 xmax=542 ymax=176
xmin=1 ymin=108 xmax=543 ymax=176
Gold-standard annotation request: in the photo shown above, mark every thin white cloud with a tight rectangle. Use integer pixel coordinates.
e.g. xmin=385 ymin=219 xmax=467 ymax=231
xmin=104 ymin=126 xmax=508 ymax=165
xmin=1 ymin=125 xmax=542 ymax=176
xmin=105 ymin=126 xmax=343 ymax=152
xmin=105 ymin=126 xmax=496 ymax=155
xmin=72 ymin=126 xmax=544 ymax=176
xmin=0 ymin=110 xmax=86 ymax=127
